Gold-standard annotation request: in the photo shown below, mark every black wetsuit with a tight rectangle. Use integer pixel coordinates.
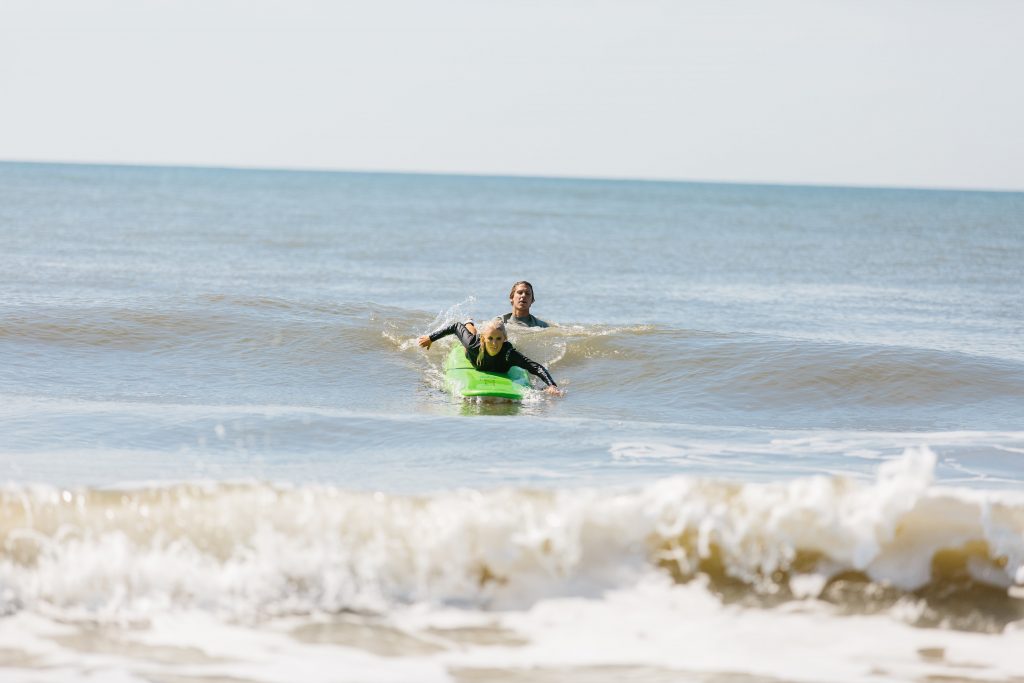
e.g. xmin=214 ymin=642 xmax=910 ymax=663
xmin=428 ymin=322 xmax=557 ymax=387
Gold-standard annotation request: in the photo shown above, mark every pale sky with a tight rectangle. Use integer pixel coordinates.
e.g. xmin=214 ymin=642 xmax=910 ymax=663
xmin=2 ymin=0 xmax=1022 ymax=191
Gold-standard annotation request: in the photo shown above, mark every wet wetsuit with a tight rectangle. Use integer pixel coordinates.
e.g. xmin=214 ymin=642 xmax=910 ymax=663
xmin=428 ymin=322 xmax=557 ymax=387
xmin=502 ymin=312 xmax=549 ymax=328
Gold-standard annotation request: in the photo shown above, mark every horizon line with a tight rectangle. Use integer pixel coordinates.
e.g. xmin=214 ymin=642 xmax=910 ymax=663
xmin=1 ymin=157 xmax=1021 ymax=196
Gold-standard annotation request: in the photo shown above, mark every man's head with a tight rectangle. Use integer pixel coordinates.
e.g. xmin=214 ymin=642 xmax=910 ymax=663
xmin=509 ymin=281 xmax=535 ymax=317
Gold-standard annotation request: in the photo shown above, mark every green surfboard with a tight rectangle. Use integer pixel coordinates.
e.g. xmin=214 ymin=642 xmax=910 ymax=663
xmin=443 ymin=344 xmax=531 ymax=400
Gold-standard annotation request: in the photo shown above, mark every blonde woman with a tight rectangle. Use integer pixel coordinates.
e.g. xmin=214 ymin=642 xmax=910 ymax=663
xmin=418 ymin=318 xmax=563 ymax=396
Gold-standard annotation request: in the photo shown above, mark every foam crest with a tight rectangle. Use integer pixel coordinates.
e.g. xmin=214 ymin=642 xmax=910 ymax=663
xmin=1 ymin=449 xmax=1022 ymax=625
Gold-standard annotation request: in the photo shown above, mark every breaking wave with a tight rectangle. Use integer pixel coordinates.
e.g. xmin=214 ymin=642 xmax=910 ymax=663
xmin=2 ymin=448 xmax=1021 ymax=632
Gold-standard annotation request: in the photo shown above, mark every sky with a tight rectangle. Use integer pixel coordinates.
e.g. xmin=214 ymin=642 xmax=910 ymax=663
xmin=1 ymin=0 xmax=1023 ymax=191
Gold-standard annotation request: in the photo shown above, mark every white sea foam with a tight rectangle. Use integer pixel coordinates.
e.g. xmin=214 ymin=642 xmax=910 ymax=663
xmin=2 ymin=578 xmax=1023 ymax=683
xmin=1 ymin=448 xmax=1021 ymax=624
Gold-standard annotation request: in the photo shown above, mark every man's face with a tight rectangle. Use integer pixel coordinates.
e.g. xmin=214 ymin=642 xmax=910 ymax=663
xmin=511 ymin=285 xmax=534 ymax=310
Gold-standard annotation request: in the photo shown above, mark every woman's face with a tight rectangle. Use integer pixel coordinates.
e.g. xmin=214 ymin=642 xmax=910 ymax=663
xmin=482 ymin=328 xmax=506 ymax=356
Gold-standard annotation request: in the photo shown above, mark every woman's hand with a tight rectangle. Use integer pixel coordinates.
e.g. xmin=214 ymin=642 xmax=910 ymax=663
xmin=417 ymin=336 xmax=432 ymax=349
xmin=544 ymin=386 xmax=564 ymax=397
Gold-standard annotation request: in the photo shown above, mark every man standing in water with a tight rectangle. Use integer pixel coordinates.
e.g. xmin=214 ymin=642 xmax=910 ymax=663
xmin=466 ymin=280 xmax=550 ymax=335
xmin=502 ymin=280 xmax=549 ymax=328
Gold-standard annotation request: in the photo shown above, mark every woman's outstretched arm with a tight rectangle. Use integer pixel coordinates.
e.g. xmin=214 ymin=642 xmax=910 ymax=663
xmin=508 ymin=348 xmax=564 ymax=396
xmin=417 ymin=322 xmax=476 ymax=351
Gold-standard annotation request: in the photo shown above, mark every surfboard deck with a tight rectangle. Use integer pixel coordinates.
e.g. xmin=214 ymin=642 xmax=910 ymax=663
xmin=443 ymin=344 xmax=531 ymax=400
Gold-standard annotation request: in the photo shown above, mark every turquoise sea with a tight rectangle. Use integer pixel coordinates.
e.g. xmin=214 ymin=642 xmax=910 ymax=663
xmin=1 ymin=161 xmax=1023 ymax=682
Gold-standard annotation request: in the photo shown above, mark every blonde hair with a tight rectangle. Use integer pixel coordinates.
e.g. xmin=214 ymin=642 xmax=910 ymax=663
xmin=475 ymin=317 xmax=507 ymax=367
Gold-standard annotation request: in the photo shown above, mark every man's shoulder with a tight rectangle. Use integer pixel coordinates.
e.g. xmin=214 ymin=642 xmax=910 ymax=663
xmin=503 ymin=312 xmax=550 ymax=328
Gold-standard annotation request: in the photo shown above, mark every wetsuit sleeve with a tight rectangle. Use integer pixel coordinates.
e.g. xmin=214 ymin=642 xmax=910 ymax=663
xmin=427 ymin=322 xmax=458 ymax=342
xmin=428 ymin=322 xmax=479 ymax=350
xmin=508 ymin=348 xmax=557 ymax=387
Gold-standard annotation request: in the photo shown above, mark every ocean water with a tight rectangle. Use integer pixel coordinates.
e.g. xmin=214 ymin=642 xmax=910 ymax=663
xmin=1 ymin=161 xmax=1023 ymax=682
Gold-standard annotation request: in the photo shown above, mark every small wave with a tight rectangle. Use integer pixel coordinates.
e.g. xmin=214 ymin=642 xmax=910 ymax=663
xmin=9 ymin=300 xmax=1019 ymax=416
xmin=553 ymin=327 xmax=1023 ymax=395
xmin=0 ymin=299 xmax=420 ymax=370
xmin=518 ymin=326 xmax=1024 ymax=429
xmin=494 ymin=324 xmax=1024 ymax=391
xmin=1 ymin=449 xmax=1021 ymax=631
